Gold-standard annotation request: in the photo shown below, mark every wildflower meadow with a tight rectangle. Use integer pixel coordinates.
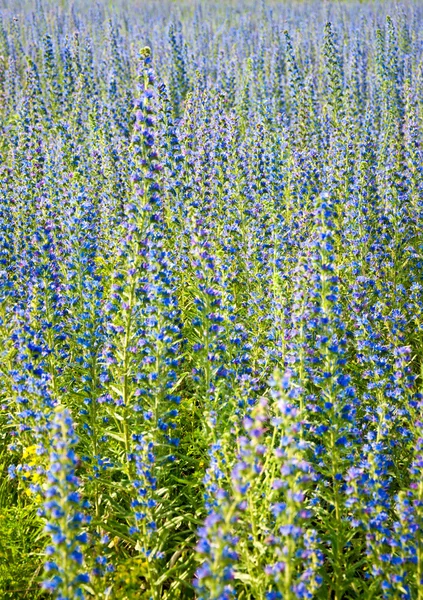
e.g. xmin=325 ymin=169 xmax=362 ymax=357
xmin=1 ymin=0 xmax=423 ymax=598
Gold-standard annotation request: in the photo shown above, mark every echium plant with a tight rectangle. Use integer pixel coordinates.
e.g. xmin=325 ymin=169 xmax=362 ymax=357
xmin=390 ymin=422 xmax=423 ymax=599
xmin=402 ymin=79 xmax=423 ymax=217
xmin=385 ymin=16 xmax=403 ymax=121
xmin=25 ymin=190 xmax=67 ymax=401
xmin=323 ymin=22 xmax=344 ymax=131
xmin=377 ymin=368 xmax=421 ymax=599
xmin=102 ymin=45 xmax=164 ymax=462
xmin=6 ymin=191 xmax=67 ymax=487
xmin=183 ymin=212 xmax=245 ymax=434
xmin=39 ymin=408 xmax=92 ymax=600
xmin=6 ymin=313 xmax=56 ymax=490
xmin=305 ymin=194 xmax=360 ymax=599
xmin=195 ymin=370 xmax=323 ymax=600
xmin=195 ymin=417 xmax=239 ymax=600
xmin=284 ymin=31 xmax=315 ymax=149
xmin=344 ymin=431 xmax=394 ymax=598
xmin=43 ymin=33 xmax=62 ymax=117
xmin=345 ymin=348 xmax=415 ymax=597
xmin=59 ymin=182 xmax=107 ymax=523
xmin=168 ymin=21 xmax=190 ymax=118
xmin=102 ymin=47 xmax=182 ymax=598
xmin=157 ymin=79 xmax=186 ymax=240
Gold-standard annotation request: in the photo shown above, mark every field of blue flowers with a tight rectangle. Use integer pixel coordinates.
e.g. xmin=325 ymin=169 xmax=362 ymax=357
xmin=1 ymin=0 xmax=423 ymax=598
